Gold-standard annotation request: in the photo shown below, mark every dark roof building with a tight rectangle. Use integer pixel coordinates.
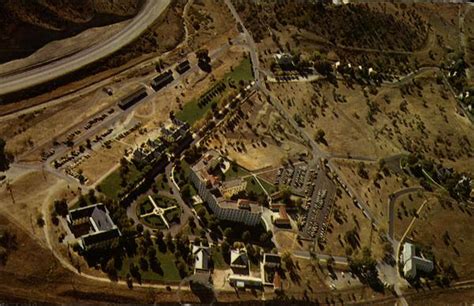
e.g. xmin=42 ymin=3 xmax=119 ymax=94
xmin=118 ymin=87 xmax=148 ymax=110
xmin=151 ymin=70 xmax=174 ymax=91
xmin=176 ymin=60 xmax=191 ymax=74
xmin=67 ymin=203 xmax=121 ymax=250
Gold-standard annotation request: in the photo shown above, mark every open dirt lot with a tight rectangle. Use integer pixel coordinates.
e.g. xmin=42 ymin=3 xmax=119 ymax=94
xmin=204 ymin=93 xmax=309 ymax=171
xmin=0 ymin=167 xmax=79 ymax=243
xmin=269 ymin=71 xmax=474 ymax=175
xmin=332 ymin=159 xmax=420 ymax=231
xmin=392 ymin=189 xmax=427 ymax=241
xmin=322 ymin=189 xmax=385 ymax=260
xmin=185 ymin=0 xmax=238 ymax=53
xmin=405 ymin=195 xmax=474 ymax=280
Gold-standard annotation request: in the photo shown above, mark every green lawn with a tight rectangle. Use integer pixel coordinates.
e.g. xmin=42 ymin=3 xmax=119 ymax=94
xmin=153 ymin=194 xmax=177 ymax=208
xmin=155 ymin=174 xmax=168 ymax=190
xmin=138 ymin=200 xmax=154 ymax=215
xmin=119 ymin=250 xmax=182 ymax=283
xmin=245 ymin=176 xmax=276 ymax=196
xmin=257 ymin=176 xmax=277 ymax=194
xmin=143 ymin=215 xmax=165 ymax=228
xmin=175 ymin=91 xmax=219 ymax=125
xmin=99 ymin=164 xmax=142 ymax=200
xmin=226 ymin=57 xmax=253 ymax=82
xmin=245 ymin=177 xmax=265 ymax=195
xmin=222 ymin=162 xmax=250 ymax=180
xmin=176 ymin=57 xmax=254 ymax=126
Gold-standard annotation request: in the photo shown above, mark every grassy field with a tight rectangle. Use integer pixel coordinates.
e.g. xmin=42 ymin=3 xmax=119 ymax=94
xmin=98 ymin=164 xmax=142 ymax=201
xmin=176 ymin=57 xmax=253 ymax=125
xmin=143 ymin=215 xmax=165 ymax=228
xmin=245 ymin=176 xmax=276 ymax=196
xmin=119 ymin=250 xmax=183 ymax=283
xmin=223 ymin=162 xmax=250 ymax=180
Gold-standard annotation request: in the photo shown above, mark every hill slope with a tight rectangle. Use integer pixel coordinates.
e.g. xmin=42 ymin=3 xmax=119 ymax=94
xmin=0 ymin=0 xmax=144 ymax=64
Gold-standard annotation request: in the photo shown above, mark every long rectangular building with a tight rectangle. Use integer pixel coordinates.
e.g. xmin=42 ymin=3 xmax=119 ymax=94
xmin=118 ymin=87 xmax=148 ymax=110
xmin=151 ymin=70 xmax=174 ymax=91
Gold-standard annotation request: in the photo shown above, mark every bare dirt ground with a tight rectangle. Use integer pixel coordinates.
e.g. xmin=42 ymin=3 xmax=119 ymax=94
xmin=392 ymin=190 xmax=427 ymax=241
xmin=0 ymin=88 xmax=116 ymax=160
xmin=268 ymin=81 xmax=400 ymax=159
xmin=322 ymin=189 xmax=385 ymax=260
xmin=204 ymin=93 xmax=309 ymax=171
xmin=269 ymin=71 xmax=474 ymax=175
xmin=332 ymin=159 xmax=420 ymax=231
xmin=405 ymin=195 xmax=474 ymax=279
xmin=185 ymin=0 xmax=238 ymax=53
xmin=0 ymin=167 xmax=79 ymax=244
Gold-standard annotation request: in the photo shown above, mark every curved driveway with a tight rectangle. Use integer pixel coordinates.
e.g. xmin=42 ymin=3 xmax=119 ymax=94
xmin=0 ymin=0 xmax=170 ymax=95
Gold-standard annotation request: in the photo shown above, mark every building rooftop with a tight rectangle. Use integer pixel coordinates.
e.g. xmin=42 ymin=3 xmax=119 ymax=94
xmin=263 ymin=253 xmax=281 ymax=267
xmin=230 ymin=248 xmax=249 ymax=269
xmin=68 ymin=203 xmax=121 ymax=249
xmin=82 ymin=228 xmax=121 ymax=246
xmin=221 ymin=178 xmax=246 ymax=190
xmin=193 ymin=245 xmax=210 ymax=271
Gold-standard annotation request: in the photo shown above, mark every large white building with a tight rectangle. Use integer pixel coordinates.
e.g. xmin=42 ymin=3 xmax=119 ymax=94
xmin=401 ymin=242 xmax=434 ymax=279
xmin=190 ymin=152 xmax=262 ymax=226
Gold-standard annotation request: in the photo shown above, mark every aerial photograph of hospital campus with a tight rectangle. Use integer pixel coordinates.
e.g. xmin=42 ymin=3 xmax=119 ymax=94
xmin=0 ymin=0 xmax=473 ymax=304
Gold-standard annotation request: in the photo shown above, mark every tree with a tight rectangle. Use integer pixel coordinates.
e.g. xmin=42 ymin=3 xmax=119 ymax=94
xmin=282 ymin=251 xmax=294 ymax=270
xmin=0 ymin=138 xmax=10 ymax=171
xmin=242 ymin=231 xmax=251 ymax=243
xmin=315 ymin=129 xmax=326 ymax=143
xmin=188 ymin=216 xmax=196 ymax=229
xmin=357 ymin=162 xmax=369 ymax=179
xmin=36 ymin=216 xmax=45 ymax=228
xmin=105 ymin=257 xmax=118 ymax=281
xmin=197 ymin=207 xmax=207 ymax=220
xmin=54 ymin=199 xmax=68 ymax=217
xmin=223 ymin=227 xmax=233 ymax=239
xmin=221 ymin=240 xmax=230 ymax=257
xmin=78 ymin=194 xmax=88 ymax=207
xmin=139 ymin=257 xmax=149 ymax=271
xmin=88 ymin=189 xmax=97 ymax=204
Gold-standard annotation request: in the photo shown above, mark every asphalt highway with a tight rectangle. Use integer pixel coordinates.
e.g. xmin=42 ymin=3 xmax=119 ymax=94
xmin=0 ymin=0 xmax=171 ymax=96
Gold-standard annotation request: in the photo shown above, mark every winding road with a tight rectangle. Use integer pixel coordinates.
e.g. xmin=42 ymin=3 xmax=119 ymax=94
xmin=0 ymin=0 xmax=171 ymax=96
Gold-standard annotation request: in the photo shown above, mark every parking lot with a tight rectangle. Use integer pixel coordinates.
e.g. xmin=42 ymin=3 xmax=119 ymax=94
xmin=299 ymin=164 xmax=336 ymax=241
xmin=275 ymin=162 xmax=311 ymax=195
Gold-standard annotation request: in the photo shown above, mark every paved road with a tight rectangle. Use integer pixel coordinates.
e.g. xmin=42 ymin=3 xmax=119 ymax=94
xmin=0 ymin=0 xmax=171 ymax=96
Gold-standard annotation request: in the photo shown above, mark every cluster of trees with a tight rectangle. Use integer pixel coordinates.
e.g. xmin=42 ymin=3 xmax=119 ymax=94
xmin=403 ymin=153 xmax=472 ymax=201
xmin=197 ymin=82 xmax=227 ymax=109
xmin=348 ymin=247 xmax=384 ymax=292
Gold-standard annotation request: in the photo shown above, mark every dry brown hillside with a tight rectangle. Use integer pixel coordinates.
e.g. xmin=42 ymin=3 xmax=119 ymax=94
xmin=232 ymin=1 xmax=429 ymax=51
xmin=0 ymin=0 xmax=143 ymax=63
